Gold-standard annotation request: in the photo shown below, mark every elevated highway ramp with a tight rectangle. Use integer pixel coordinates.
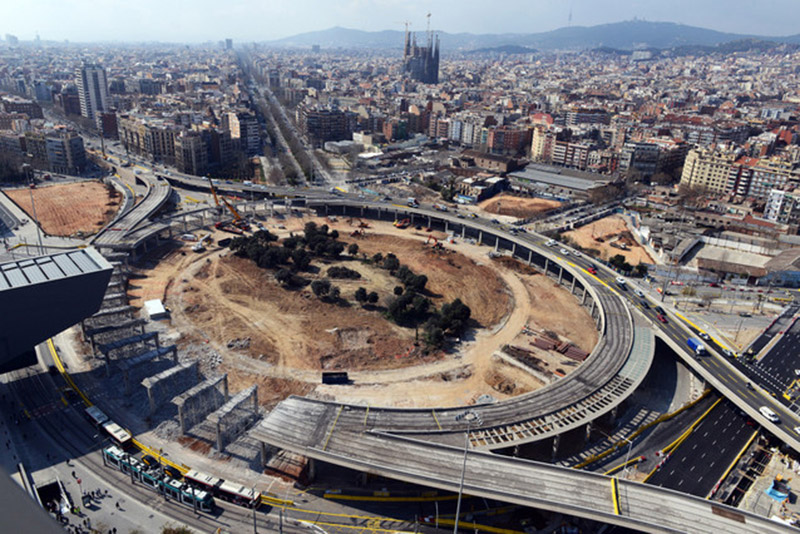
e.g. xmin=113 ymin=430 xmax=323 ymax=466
xmin=252 ymin=419 xmax=791 ymax=534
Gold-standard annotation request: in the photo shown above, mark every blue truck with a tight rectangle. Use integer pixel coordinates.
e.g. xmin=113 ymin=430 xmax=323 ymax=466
xmin=687 ymin=337 xmax=706 ymax=356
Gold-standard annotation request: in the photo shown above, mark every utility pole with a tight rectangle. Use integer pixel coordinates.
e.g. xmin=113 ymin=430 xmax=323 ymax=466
xmin=454 ymin=410 xmax=481 ymax=534
xmin=252 ymin=486 xmax=258 ymax=533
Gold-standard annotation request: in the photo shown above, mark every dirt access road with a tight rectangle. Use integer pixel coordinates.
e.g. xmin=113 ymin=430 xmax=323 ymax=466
xmin=5 ymin=180 xmax=121 ymax=237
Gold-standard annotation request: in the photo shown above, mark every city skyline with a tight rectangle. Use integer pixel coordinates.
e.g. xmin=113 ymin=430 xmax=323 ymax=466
xmin=3 ymin=0 xmax=800 ymax=44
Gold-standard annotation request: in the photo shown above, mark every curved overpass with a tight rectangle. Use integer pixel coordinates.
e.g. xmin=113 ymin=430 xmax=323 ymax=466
xmin=91 ymin=173 xmax=173 ymax=252
xmin=254 ymin=199 xmax=652 ymax=452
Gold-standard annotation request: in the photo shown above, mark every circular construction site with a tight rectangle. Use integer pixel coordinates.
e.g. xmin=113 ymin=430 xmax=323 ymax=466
xmin=129 ymin=212 xmax=599 ymax=410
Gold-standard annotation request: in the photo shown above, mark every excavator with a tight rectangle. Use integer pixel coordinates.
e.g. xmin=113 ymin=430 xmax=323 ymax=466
xmin=207 ymin=176 xmax=250 ymax=232
xmin=425 ymin=234 xmax=444 ymax=250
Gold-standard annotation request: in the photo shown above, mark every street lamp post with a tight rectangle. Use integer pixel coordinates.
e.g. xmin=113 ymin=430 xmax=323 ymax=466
xmin=453 ymin=410 xmax=482 ymax=534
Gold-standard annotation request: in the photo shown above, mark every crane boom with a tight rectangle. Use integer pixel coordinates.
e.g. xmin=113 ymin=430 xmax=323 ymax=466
xmin=206 ymin=176 xmax=221 ymax=208
xmin=220 ymin=196 xmax=242 ymax=221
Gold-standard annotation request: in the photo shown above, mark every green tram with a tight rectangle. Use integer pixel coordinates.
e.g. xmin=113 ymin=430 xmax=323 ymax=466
xmin=102 ymin=446 xmax=214 ymax=512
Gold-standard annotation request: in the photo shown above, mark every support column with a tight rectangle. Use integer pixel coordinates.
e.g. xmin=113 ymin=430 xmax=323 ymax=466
xmin=478 ymin=231 xmax=483 ymax=245
xmin=252 ymin=386 xmax=259 ymax=413
xmin=427 ymin=215 xmax=431 ymax=228
xmin=585 ymin=423 xmax=592 ymax=442
xmin=590 ymin=299 xmax=597 ymax=318
xmin=223 ymin=375 xmax=229 ymax=401
xmin=495 ymin=236 xmax=499 ymax=252
xmin=558 ymin=266 xmax=564 ymax=285
xmin=609 ymin=405 xmax=618 ymax=425
xmin=260 ymin=442 xmax=268 ymax=468
xmin=544 ymin=258 xmax=550 ymax=276
xmin=360 ymin=206 xmax=364 ymax=217
xmin=178 ymin=405 xmax=186 ymax=435
xmin=147 ymin=388 xmax=156 ymax=416
xmin=512 ymin=243 xmax=516 ymax=256
xmin=528 ymin=250 xmax=533 ymax=266
xmin=582 ymin=287 xmax=588 ymax=305
xmin=445 ymin=221 xmax=449 ymax=233
xmin=215 ymin=420 xmax=223 ymax=451
xmin=307 ymin=458 xmax=316 ymax=482
xmin=551 ymin=435 xmax=561 ymax=462
xmin=461 ymin=226 xmax=466 ymax=239
xmin=570 ymin=277 xmax=576 ymax=294
xmin=183 ymin=216 xmax=188 ymax=232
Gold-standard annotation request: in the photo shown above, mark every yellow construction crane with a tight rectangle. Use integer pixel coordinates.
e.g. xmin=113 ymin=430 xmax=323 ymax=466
xmin=206 ymin=176 xmax=221 ymax=208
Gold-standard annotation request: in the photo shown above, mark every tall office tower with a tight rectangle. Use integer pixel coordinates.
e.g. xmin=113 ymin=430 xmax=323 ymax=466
xmin=225 ymin=38 xmax=233 ymax=50
xmin=75 ymin=64 xmax=108 ymax=121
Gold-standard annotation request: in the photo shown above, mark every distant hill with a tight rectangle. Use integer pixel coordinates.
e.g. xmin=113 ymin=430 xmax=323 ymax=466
xmin=469 ymin=45 xmax=537 ymax=55
xmin=266 ymin=20 xmax=800 ymax=52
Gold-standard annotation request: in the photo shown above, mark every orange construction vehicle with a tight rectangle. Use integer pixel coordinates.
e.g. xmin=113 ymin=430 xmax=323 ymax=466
xmin=393 ymin=218 xmax=410 ymax=229
xmin=207 ymin=176 xmax=250 ymax=231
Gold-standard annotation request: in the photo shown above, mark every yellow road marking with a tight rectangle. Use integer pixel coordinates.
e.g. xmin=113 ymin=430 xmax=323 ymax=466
xmin=323 ymin=494 xmax=458 ymax=502
xmin=432 ymin=410 xmax=442 ymax=430
xmin=611 ymin=478 xmax=620 ymax=515
xmin=707 ymin=430 xmax=757 ymax=499
xmin=322 ymin=405 xmax=344 ymax=451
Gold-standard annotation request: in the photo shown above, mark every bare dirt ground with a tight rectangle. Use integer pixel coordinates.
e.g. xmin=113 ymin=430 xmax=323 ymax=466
xmin=5 ymin=181 xmax=121 ymax=237
xmin=128 ymin=214 xmax=599 ymax=408
xmin=564 ymin=215 xmax=653 ymax=265
xmin=479 ymin=194 xmax=562 ymax=219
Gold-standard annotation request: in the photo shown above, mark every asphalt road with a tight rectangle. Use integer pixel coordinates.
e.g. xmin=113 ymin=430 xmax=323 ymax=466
xmin=647 ymin=400 xmax=756 ymax=498
xmin=755 ymin=317 xmax=800 ymax=387
xmin=555 ymin=250 xmax=800 ymax=448
xmin=748 ymin=302 xmax=799 ymax=355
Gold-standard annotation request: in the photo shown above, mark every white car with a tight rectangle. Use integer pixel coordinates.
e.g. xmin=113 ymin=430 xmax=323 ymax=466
xmin=759 ymin=406 xmax=780 ymax=424
xmin=615 ymin=277 xmax=627 ymax=287
xmin=545 ymin=239 xmax=557 ymax=247
xmin=699 ymin=332 xmax=711 ymax=341
xmin=559 ymin=248 xmax=570 ymax=256
xmin=634 ymin=289 xmax=644 ymax=297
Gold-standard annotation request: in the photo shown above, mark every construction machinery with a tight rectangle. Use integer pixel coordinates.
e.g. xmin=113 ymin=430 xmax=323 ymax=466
xmin=207 ymin=176 xmax=250 ymax=231
xmin=348 ymin=217 xmax=370 ymax=228
xmin=425 ymin=234 xmax=444 ymax=250
xmin=393 ymin=218 xmax=410 ymax=229
xmin=214 ymin=221 xmax=243 ymax=235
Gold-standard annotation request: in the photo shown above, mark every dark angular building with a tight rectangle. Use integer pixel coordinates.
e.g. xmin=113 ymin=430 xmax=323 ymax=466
xmin=403 ymin=28 xmax=439 ymax=84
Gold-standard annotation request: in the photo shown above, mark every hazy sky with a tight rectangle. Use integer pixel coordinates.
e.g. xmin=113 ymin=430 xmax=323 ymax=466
xmin=4 ymin=0 xmax=799 ymax=43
